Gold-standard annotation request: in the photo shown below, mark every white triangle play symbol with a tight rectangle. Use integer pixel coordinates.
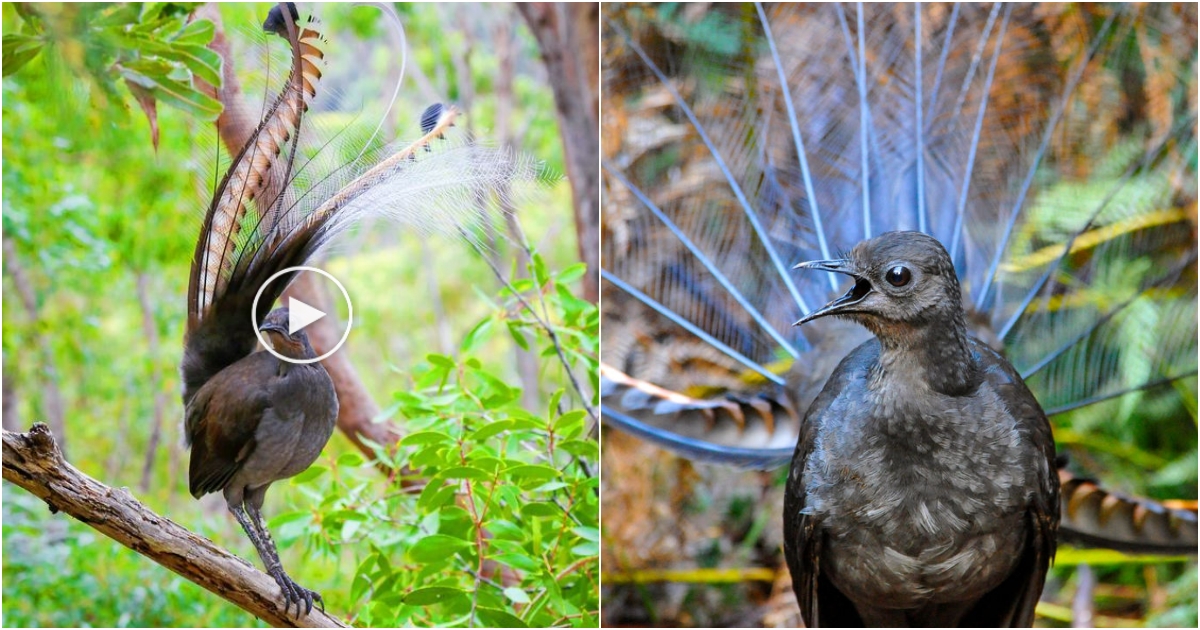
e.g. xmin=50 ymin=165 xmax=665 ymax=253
xmin=288 ymin=296 xmax=326 ymax=335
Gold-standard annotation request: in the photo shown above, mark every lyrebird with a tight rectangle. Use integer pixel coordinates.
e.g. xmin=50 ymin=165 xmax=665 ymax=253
xmin=601 ymin=3 xmax=1197 ymax=626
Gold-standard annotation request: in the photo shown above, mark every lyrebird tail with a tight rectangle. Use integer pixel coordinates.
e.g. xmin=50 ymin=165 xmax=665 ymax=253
xmin=601 ymin=3 xmax=1196 ymax=553
xmin=183 ymin=4 xmax=543 ymax=407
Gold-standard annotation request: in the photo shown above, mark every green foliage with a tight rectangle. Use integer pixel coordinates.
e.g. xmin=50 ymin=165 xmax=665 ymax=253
xmin=266 ymin=258 xmax=599 ymax=627
xmin=3 ymin=3 xmax=221 ymax=124
xmin=3 ymin=491 xmax=266 ymax=628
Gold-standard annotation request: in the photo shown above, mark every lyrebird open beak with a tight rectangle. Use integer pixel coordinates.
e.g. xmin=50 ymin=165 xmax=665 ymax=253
xmin=792 ymin=259 xmax=872 ymax=326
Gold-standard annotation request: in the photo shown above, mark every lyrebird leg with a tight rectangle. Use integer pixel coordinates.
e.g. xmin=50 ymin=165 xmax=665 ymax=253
xmin=244 ymin=484 xmax=322 ymax=616
xmin=226 ymin=501 xmax=305 ymax=615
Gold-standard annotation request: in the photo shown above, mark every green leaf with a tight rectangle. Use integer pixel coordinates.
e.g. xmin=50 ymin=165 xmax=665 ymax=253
xmin=570 ymin=541 xmax=599 ymax=557
xmin=470 ymin=419 xmax=514 ymax=442
xmin=467 ymin=456 xmax=504 ymax=474
xmin=142 ymin=41 xmax=221 ymax=86
xmin=462 ymin=317 xmax=495 ymax=352
xmin=290 ymin=465 xmax=327 ymax=484
xmin=485 ymin=519 xmax=524 ymax=541
xmin=531 ymin=253 xmax=550 ymax=286
xmin=502 ymin=586 xmax=531 ymax=605
xmin=2 ymin=34 xmax=44 ymax=77
xmin=520 ymin=502 xmax=561 ymax=519
xmin=510 ymin=277 xmax=534 ymax=294
xmin=427 ymin=353 xmax=456 ymax=368
xmin=492 ymin=552 xmax=540 ymax=573
xmin=326 ymin=509 xmax=369 ymax=523
xmin=477 ymin=606 xmax=528 ymax=628
xmin=558 ymin=439 xmax=598 ymax=460
xmin=503 ymin=464 xmax=561 ymax=482
xmin=506 ymin=320 xmax=531 ymax=350
xmin=336 ymin=452 xmax=365 ymax=468
xmin=172 ymin=18 xmax=215 ymax=46
xmin=267 ymin=511 xmax=312 ymax=529
xmin=546 ymin=390 xmax=564 ymax=421
xmin=402 ymin=430 xmax=455 ymax=447
xmin=556 ymin=262 xmax=587 ymax=284
xmin=407 ymin=534 xmax=472 ymax=562
xmin=1052 ymin=548 xmax=1193 ymax=566
xmin=530 ymin=481 xmax=569 ymax=493
xmin=350 ymin=566 xmax=374 ymax=604
xmin=416 ymin=479 xmax=445 ymax=510
xmin=478 ymin=606 xmax=528 ymax=627
xmin=402 ymin=586 xmax=469 ymax=606
xmin=553 ymin=410 xmax=587 ymax=435
xmin=572 ymin=526 xmax=600 ymax=542
xmin=418 ymin=483 xmax=458 ymax=511
xmin=117 ymin=66 xmax=222 ymax=119
xmin=437 ymin=466 xmax=492 ymax=481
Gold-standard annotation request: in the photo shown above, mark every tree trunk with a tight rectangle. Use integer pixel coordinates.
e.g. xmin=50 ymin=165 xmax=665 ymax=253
xmin=136 ymin=272 xmax=167 ymax=493
xmin=2 ymin=237 xmax=68 ymax=456
xmin=518 ymin=2 xmax=600 ymax=302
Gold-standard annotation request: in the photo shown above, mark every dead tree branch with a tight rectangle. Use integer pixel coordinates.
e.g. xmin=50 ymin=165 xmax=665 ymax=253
xmin=2 ymin=424 xmax=346 ymax=628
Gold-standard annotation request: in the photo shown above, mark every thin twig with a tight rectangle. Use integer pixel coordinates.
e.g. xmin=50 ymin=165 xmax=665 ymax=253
xmin=466 ymin=237 xmax=599 ymax=428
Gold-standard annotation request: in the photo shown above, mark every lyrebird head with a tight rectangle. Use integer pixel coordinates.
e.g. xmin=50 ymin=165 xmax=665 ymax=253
xmin=258 ymin=307 xmax=316 ymax=360
xmin=793 ymin=231 xmax=965 ymax=338
xmin=262 ymin=2 xmax=300 ymax=38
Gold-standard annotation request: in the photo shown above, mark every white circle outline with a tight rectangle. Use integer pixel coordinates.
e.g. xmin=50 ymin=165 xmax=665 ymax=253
xmin=252 ymin=265 xmax=353 ymax=365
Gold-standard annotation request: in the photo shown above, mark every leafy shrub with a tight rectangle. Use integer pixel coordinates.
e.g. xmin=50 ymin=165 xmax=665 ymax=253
xmin=271 ymin=256 xmax=599 ymax=627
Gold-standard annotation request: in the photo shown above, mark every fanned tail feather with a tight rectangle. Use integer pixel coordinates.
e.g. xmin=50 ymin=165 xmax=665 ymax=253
xmin=1059 ymin=466 xmax=1198 ymax=555
xmin=602 ymin=3 xmax=1197 ymax=556
xmin=184 ymin=5 xmax=545 ymax=405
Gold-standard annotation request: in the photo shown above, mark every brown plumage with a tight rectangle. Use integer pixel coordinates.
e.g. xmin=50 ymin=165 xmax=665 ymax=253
xmin=182 ymin=5 xmax=335 ymax=616
xmin=188 ymin=6 xmax=324 ymax=323
xmin=181 ymin=3 xmax=545 ymax=617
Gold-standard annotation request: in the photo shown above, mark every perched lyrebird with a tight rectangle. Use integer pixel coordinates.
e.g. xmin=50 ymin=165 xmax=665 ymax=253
xmin=183 ymin=3 xmax=540 ymax=615
xmin=601 ymin=3 xmax=1197 ymax=626
xmin=787 ymin=231 xmax=1058 ymax=625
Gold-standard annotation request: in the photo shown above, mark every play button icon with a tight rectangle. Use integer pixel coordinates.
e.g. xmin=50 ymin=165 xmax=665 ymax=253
xmin=251 ymin=265 xmax=353 ymax=365
xmin=288 ymin=296 xmax=326 ymax=335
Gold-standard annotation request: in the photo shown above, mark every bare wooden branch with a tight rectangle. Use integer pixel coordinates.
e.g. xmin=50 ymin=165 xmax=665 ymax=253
xmin=2 ymin=424 xmax=346 ymax=629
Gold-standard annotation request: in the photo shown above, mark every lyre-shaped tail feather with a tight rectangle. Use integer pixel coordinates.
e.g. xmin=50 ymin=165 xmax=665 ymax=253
xmin=184 ymin=5 xmax=548 ymax=406
xmin=183 ymin=5 xmax=324 ymax=404
xmin=240 ymin=105 xmax=548 ymax=298
xmin=600 ymin=363 xmax=797 ymax=469
xmin=188 ymin=6 xmax=324 ymax=324
xmin=1058 ymin=467 xmax=1198 ymax=555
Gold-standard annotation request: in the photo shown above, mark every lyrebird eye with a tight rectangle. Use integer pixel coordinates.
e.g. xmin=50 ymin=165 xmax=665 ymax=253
xmin=885 ymin=266 xmax=911 ymax=287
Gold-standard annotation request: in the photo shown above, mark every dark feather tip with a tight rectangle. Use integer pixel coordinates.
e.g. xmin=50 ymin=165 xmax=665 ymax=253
xmin=263 ymin=2 xmax=301 ymax=38
xmin=420 ymin=102 xmax=444 ymax=134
